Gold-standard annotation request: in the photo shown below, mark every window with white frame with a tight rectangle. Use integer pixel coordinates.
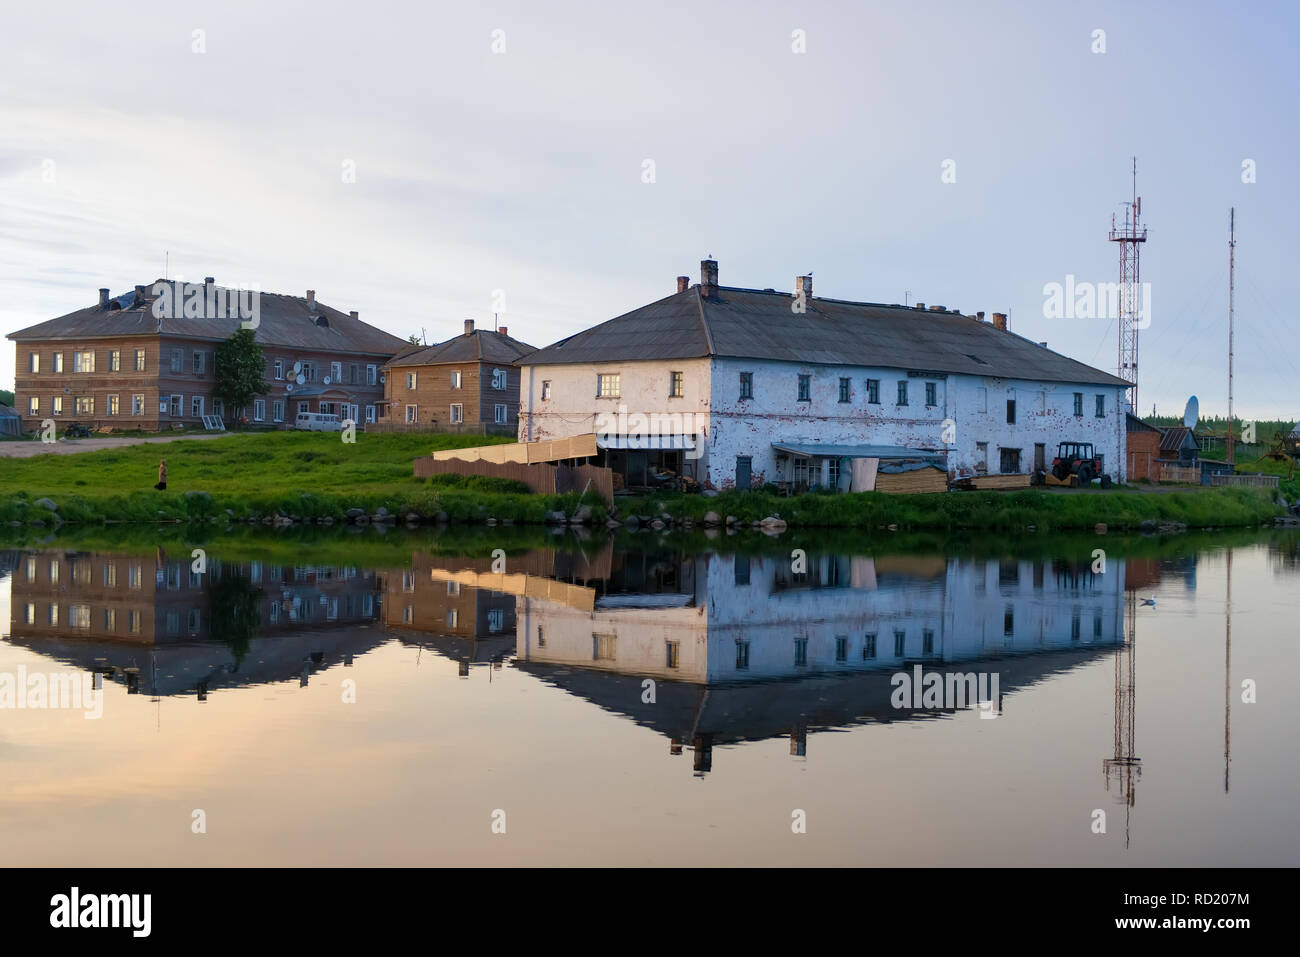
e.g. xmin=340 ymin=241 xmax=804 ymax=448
xmin=449 ymin=371 xmax=461 ymax=389
xmin=406 ymin=405 xmax=418 ymax=423
xmin=597 ymin=373 xmax=620 ymax=398
xmin=74 ymin=350 xmax=95 ymax=372
xmin=192 ymin=351 xmax=205 ymax=374
xmin=108 ymin=394 xmax=119 ymax=415
xmin=494 ymin=403 xmax=507 ymax=424
xmin=448 ymin=403 xmax=463 ymax=424
xmin=365 ymin=405 xmax=375 ymax=423
xmin=253 ymin=399 xmax=265 ymax=421
xmin=132 ymin=394 xmax=145 ymax=416
xmin=541 ymin=380 xmax=551 ymax=400
xmin=273 ymin=400 xmax=284 ymax=422
xmin=28 ymin=396 xmax=38 ymax=415
xmin=366 ymin=364 xmax=377 ymax=385
xmin=75 ymin=396 xmax=93 ymax=414
xmin=191 ymin=395 xmax=204 ymax=418
xmin=298 ymin=401 xmax=309 ymax=414
xmin=331 ymin=362 xmax=342 ymax=382
xmin=406 ymin=371 xmax=418 ymax=390
xmin=134 ymin=349 xmax=146 ymax=371
xmin=28 ymin=352 xmax=39 ymax=373
xmin=274 ymin=359 xmax=284 ymax=380
xmin=52 ymin=396 xmax=63 ymax=415
xmin=170 ymin=349 xmax=183 ymax=373
xmin=169 ymin=394 xmax=182 ymax=417
xmin=52 ymin=352 xmax=63 ymax=373
xmin=109 ymin=349 xmax=120 ymax=371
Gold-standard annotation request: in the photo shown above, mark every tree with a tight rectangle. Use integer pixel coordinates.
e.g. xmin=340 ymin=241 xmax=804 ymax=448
xmin=213 ymin=328 xmax=267 ymax=422
xmin=407 ymin=334 xmax=421 ymax=345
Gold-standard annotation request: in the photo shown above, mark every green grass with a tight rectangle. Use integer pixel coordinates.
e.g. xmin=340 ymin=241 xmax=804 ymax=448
xmin=612 ymin=485 xmax=1282 ymax=531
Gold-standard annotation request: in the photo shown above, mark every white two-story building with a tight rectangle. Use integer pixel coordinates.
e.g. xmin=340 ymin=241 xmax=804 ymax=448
xmin=518 ymin=260 xmax=1131 ymax=490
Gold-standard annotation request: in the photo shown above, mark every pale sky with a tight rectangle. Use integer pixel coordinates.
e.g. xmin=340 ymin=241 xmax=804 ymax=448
xmin=1 ymin=0 xmax=1296 ymax=420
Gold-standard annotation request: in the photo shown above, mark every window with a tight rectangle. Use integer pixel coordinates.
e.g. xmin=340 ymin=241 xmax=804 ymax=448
xmin=838 ymin=377 xmax=851 ymax=402
xmin=407 ymin=405 xmax=420 ymax=424
xmin=492 ymin=368 xmax=507 ymax=390
xmin=274 ymin=359 xmax=284 ymax=380
xmin=24 ymin=603 xmax=35 ymax=625
xmin=1095 ymin=394 xmax=1105 ymax=418
xmin=894 ymin=630 xmax=905 ymax=657
xmin=75 ymin=396 xmax=93 ymax=414
xmin=74 ymin=350 xmax=94 ymax=372
xmin=407 ymin=371 xmax=419 ymax=390
xmin=1094 ymin=613 xmax=1103 ymax=638
xmin=448 ymin=403 xmax=462 ymax=424
xmin=1073 ymin=392 xmax=1084 ymax=416
xmin=739 ymin=371 xmax=753 ymax=399
xmin=922 ymin=628 xmax=934 ymax=655
xmin=494 ymin=403 xmax=507 ymax=424
xmin=665 ymin=641 xmax=680 ymax=669
xmin=213 ymin=398 xmax=224 ymax=417
xmin=331 ymin=361 xmax=342 ymax=382
xmin=835 ymin=636 xmax=848 ymax=662
xmin=52 ymin=352 xmax=63 ymax=373
xmin=252 ymin=399 xmax=265 ymax=421
xmin=1004 ymin=606 xmax=1015 ymax=637
xmin=301 ymin=361 xmax=317 ymax=382
xmin=669 ymin=371 xmax=684 ymax=397
xmin=537 ymin=627 xmax=545 ymax=648
xmin=52 ymin=396 xmax=63 ymax=415
xmin=104 ymin=608 xmax=116 ymax=631
xmin=443 ymin=370 xmax=458 ymax=390
xmin=794 ymin=636 xmax=808 ymax=666
xmin=169 ymin=394 xmax=182 ymax=417
xmin=104 ymin=394 xmax=116 ymax=416
xmin=134 ymin=349 xmax=146 ymax=371
xmin=366 ymin=364 xmax=377 ymax=385
xmin=797 ymin=373 xmax=811 ymax=401
xmin=28 ymin=352 xmax=39 ymax=373
xmin=826 ymin=457 xmax=840 ymax=488
xmin=1000 ymin=447 xmax=1021 ymax=473
xmin=925 ymin=382 xmax=937 ymax=406
xmin=365 ymin=405 xmax=376 ymax=423
xmin=132 ymin=394 xmax=145 ymax=416
xmin=192 ymin=396 xmax=204 ymax=418
xmin=48 ymin=604 xmax=59 ymax=626
xmin=106 ymin=349 xmax=119 ymax=371
xmin=860 ymin=378 xmax=878 ymax=404
xmin=597 ymin=373 xmax=620 ymax=398
xmin=170 ymin=349 xmax=183 ymax=373
xmin=273 ymin=400 xmax=284 ymax=422
xmin=129 ymin=610 xmax=141 ymax=634
xmin=193 ymin=351 xmax=205 ymax=374
xmin=735 ymin=639 xmax=750 ymax=670
xmin=593 ymin=634 xmax=617 ymax=660
xmin=1006 ymin=398 xmax=1016 ymax=423
xmin=28 ymin=396 xmax=38 ymax=415
xmin=734 ymin=553 xmax=750 ymax=585
xmin=128 ymin=563 xmax=142 ymax=589
xmin=863 ymin=633 xmax=877 ymax=659
xmin=1071 ymin=609 xmax=1082 ymax=642
xmin=541 ymin=380 xmax=552 ymax=400
xmin=298 ymin=401 xmax=309 ymax=415
xmin=893 ymin=380 xmax=906 ymax=406
xmin=70 ymin=604 xmax=91 ymax=630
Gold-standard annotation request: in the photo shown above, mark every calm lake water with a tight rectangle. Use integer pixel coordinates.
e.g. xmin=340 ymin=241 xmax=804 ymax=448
xmin=2 ymin=529 xmax=1297 ymax=866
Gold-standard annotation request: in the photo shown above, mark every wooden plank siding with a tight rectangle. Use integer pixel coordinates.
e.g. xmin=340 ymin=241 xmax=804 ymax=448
xmin=384 ymin=360 xmax=521 ymax=432
xmin=412 ymin=456 xmax=613 ymax=505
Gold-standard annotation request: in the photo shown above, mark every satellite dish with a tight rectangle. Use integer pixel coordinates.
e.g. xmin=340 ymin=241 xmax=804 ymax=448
xmin=323 ymin=376 xmax=331 ymax=385
xmin=1183 ymin=395 xmax=1199 ymax=430
xmin=379 ymin=374 xmax=385 ymax=384
xmin=285 ymin=384 xmax=293 ymax=393
xmin=293 ymin=361 xmax=302 ymax=374
xmin=296 ymin=374 xmax=305 ymax=385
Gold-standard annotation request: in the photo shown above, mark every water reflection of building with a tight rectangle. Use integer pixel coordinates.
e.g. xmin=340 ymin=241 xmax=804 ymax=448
xmin=514 ymin=552 xmax=1127 ymax=773
xmin=5 ymin=549 xmax=384 ymax=698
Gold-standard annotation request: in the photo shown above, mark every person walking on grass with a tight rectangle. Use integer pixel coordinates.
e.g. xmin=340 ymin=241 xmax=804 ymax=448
xmin=154 ymin=458 xmax=167 ymax=491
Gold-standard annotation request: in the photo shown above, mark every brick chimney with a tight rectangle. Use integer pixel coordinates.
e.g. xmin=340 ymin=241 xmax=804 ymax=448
xmin=795 ymin=275 xmax=812 ymax=301
xmin=306 ymin=290 xmax=316 ymax=310
xmin=349 ymin=310 xmax=358 ymax=321
xmin=134 ymin=284 xmax=147 ymax=303
xmin=98 ymin=288 xmax=110 ymax=307
xmin=676 ymin=275 xmax=689 ymax=293
xmin=700 ymin=259 xmax=718 ymax=298
xmin=497 ymin=325 xmax=508 ymax=337
xmin=204 ymin=276 xmax=215 ymax=290
xmin=464 ymin=319 xmax=475 ymax=336
xmin=976 ymin=311 xmax=985 ymax=322
xmin=992 ymin=312 xmax=1008 ymax=331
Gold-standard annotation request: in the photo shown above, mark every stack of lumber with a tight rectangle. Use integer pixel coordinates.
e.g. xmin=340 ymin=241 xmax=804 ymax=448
xmin=874 ymin=464 xmax=948 ymax=494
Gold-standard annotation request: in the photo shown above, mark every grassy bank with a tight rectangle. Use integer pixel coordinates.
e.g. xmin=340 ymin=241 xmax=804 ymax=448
xmin=0 ymin=430 xmax=1285 ymax=530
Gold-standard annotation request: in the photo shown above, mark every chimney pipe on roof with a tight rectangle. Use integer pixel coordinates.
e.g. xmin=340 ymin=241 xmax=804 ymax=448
xmin=795 ymin=275 xmax=812 ymax=302
xmin=992 ymin=312 xmax=1008 ymax=331
xmin=349 ymin=310 xmax=358 ymax=321
xmin=204 ymin=276 xmax=215 ymax=289
xmin=464 ymin=319 xmax=475 ymax=336
xmin=914 ymin=302 xmax=925 ymax=310
xmin=306 ymin=290 xmax=316 ymax=310
xmin=700 ymin=259 xmax=718 ymax=299
xmin=134 ymin=284 xmax=147 ymax=303
xmin=498 ymin=325 xmax=508 ymax=337
xmin=676 ymin=275 xmax=689 ymax=293
xmin=976 ymin=311 xmax=985 ymax=322
xmin=98 ymin=288 xmax=110 ymax=308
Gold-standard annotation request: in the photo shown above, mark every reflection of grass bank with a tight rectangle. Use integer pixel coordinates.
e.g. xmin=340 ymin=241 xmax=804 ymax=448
xmin=614 ymin=486 xmax=1282 ymax=531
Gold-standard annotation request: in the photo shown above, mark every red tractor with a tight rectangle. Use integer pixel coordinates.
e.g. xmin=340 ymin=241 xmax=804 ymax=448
xmin=1048 ymin=441 xmax=1111 ymax=487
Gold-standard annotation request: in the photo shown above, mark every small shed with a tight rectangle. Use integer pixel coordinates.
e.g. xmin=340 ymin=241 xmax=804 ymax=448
xmin=1158 ymin=426 xmax=1201 ymax=466
xmin=1126 ymin=414 xmax=1162 ymax=481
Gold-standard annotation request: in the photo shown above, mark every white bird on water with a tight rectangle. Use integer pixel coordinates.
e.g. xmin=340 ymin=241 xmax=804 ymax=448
xmin=1140 ymin=597 xmax=1157 ymax=607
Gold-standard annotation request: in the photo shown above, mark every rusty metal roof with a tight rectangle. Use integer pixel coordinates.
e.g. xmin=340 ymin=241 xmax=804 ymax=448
xmin=1158 ymin=426 xmax=1200 ymax=453
xmin=385 ymin=329 xmax=536 ymax=368
xmin=6 ymin=281 xmax=409 ymax=357
xmin=521 ymin=285 xmax=1129 ymax=387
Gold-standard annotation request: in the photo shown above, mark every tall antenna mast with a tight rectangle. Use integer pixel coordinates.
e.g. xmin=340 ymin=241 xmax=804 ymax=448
xmin=1227 ymin=209 xmax=1236 ymax=465
xmin=1109 ymin=157 xmax=1147 ymax=414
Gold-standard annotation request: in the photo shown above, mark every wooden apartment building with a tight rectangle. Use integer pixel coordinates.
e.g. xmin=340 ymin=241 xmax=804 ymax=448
xmin=383 ymin=319 xmax=535 ymax=433
xmin=7 ymin=279 xmax=408 ymax=432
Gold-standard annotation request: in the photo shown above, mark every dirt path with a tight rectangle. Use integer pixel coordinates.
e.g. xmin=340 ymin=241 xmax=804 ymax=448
xmin=0 ymin=432 xmax=233 ymax=459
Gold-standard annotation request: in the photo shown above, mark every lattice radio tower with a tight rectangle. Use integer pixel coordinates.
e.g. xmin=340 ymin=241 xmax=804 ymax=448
xmin=1108 ymin=158 xmax=1148 ymax=413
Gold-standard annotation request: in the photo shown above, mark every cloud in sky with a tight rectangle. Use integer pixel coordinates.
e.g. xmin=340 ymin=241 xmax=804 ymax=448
xmin=1 ymin=0 xmax=1297 ymax=418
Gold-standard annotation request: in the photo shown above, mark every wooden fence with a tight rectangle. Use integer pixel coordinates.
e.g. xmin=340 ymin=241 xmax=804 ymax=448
xmin=413 ymin=456 xmax=613 ymax=505
xmin=1210 ymin=473 xmax=1280 ymax=489
xmin=1158 ymin=464 xmax=1201 ymax=484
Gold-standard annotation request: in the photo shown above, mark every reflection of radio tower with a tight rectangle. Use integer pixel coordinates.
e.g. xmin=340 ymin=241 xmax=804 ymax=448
xmin=1108 ymin=157 xmax=1148 ymax=413
xmin=1224 ymin=550 xmax=1232 ymax=793
xmin=1103 ymin=589 xmax=1142 ymax=848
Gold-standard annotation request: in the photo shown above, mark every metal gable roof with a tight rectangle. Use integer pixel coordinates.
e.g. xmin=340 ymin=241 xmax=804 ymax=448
xmin=385 ymin=329 xmax=537 ymax=367
xmin=520 ymin=285 xmax=1129 ymax=387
